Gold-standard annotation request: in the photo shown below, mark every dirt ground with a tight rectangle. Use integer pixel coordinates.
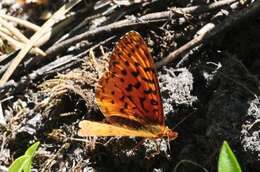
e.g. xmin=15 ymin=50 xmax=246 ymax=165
xmin=0 ymin=0 xmax=259 ymax=172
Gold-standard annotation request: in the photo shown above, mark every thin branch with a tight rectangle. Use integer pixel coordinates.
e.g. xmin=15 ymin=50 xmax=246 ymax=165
xmin=45 ymin=0 xmax=236 ymax=57
xmin=156 ymin=0 xmax=260 ymax=68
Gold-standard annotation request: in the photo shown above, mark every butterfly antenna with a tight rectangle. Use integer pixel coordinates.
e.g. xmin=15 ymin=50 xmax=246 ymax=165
xmin=167 ymin=137 xmax=171 ymax=152
xmin=171 ymin=112 xmax=195 ymax=130
xmin=69 ymin=137 xmax=89 ymax=142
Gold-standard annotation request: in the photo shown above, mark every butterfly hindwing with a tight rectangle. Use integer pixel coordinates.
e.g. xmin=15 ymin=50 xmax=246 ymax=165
xmin=78 ymin=120 xmax=157 ymax=137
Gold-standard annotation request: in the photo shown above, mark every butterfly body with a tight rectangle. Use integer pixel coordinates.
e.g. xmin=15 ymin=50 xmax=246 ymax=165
xmin=79 ymin=31 xmax=178 ymax=141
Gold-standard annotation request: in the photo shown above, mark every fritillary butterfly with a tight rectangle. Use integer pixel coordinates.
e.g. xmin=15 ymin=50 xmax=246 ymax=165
xmin=78 ymin=31 xmax=178 ymax=140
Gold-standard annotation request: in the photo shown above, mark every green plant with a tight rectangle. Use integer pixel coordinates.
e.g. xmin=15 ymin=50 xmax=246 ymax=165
xmin=218 ymin=141 xmax=242 ymax=172
xmin=8 ymin=141 xmax=40 ymax=172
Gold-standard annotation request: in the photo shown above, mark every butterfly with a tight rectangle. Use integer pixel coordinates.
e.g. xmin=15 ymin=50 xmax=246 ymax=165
xmin=78 ymin=31 xmax=178 ymax=140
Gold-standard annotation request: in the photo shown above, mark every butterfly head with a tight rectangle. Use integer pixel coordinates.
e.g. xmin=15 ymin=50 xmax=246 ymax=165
xmin=163 ymin=127 xmax=178 ymax=141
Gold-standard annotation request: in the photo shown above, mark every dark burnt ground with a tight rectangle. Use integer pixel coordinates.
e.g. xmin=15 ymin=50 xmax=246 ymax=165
xmin=0 ymin=1 xmax=260 ymax=172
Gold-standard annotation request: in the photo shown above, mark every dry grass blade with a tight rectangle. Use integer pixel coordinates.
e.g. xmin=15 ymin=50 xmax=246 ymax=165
xmin=0 ymin=31 xmax=44 ymax=55
xmin=0 ymin=14 xmax=51 ymax=47
xmin=0 ymin=0 xmax=82 ymax=86
xmin=0 ymin=14 xmax=41 ymax=32
xmin=0 ymin=17 xmax=45 ymax=55
xmin=0 ymin=17 xmax=31 ymax=43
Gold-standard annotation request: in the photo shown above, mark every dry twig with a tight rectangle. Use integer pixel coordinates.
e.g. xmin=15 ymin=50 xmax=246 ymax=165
xmin=45 ymin=0 xmax=237 ymax=57
xmin=156 ymin=0 xmax=260 ymax=68
xmin=0 ymin=0 xmax=82 ymax=86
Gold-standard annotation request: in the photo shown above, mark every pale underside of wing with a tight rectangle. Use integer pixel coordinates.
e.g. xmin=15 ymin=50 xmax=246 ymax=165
xmin=78 ymin=120 xmax=158 ymax=138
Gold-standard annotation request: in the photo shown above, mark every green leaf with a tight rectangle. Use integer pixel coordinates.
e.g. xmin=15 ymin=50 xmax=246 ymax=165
xmin=8 ymin=155 xmax=31 ymax=172
xmin=8 ymin=142 xmax=40 ymax=172
xmin=218 ymin=141 xmax=242 ymax=172
xmin=25 ymin=141 xmax=40 ymax=157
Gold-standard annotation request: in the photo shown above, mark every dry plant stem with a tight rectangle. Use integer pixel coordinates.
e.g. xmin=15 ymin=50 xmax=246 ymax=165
xmin=248 ymin=119 xmax=260 ymax=131
xmin=55 ymin=10 xmax=101 ymax=44
xmin=0 ymin=27 xmax=14 ymax=37
xmin=0 ymin=0 xmax=82 ymax=86
xmin=0 ymin=17 xmax=31 ymax=43
xmin=68 ymin=160 xmax=84 ymax=172
xmin=172 ymin=0 xmax=237 ymax=14
xmin=29 ymin=36 xmax=114 ymax=80
xmin=0 ymin=18 xmax=47 ymax=48
xmin=0 ymin=103 xmax=6 ymax=126
xmin=41 ymin=143 xmax=70 ymax=171
xmin=50 ymin=83 xmax=89 ymax=103
xmin=45 ymin=19 xmax=161 ymax=56
xmin=31 ymin=16 xmax=75 ymax=48
xmin=0 ymin=14 xmax=41 ymax=32
xmin=45 ymin=0 xmax=236 ymax=57
xmin=0 ymin=31 xmax=45 ymax=55
xmin=0 ymin=17 xmax=45 ymax=55
xmin=0 ymin=132 xmax=8 ymax=171
xmin=38 ymin=4 xmax=92 ymax=46
xmin=28 ymin=37 xmax=114 ymax=80
xmin=0 ymin=36 xmax=114 ymax=96
xmin=156 ymin=0 xmax=260 ymax=68
xmin=0 ymin=54 xmax=11 ymax=64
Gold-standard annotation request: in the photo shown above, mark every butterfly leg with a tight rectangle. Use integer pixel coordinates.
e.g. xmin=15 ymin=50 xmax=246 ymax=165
xmin=145 ymin=140 xmax=161 ymax=159
xmin=128 ymin=139 xmax=145 ymax=156
xmin=145 ymin=139 xmax=171 ymax=159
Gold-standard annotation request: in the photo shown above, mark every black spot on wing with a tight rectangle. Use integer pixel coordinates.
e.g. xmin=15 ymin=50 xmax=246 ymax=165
xmin=131 ymin=70 xmax=139 ymax=77
xmin=124 ymin=61 xmax=129 ymax=66
xmin=118 ymin=52 xmax=123 ymax=57
xmin=120 ymin=108 xmax=125 ymax=113
xmin=119 ymin=95 xmax=125 ymax=101
xmin=121 ymin=69 xmax=127 ymax=76
xmin=112 ymin=60 xmax=119 ymax=66
xmin=134 ymin=81 xmax=141 ymax=89
xmin=150 ymin=99 xmax=158 ymax=105
xmin=120 ymin=78 xmax=125 ymax=83
xmin=125 ymin=84 xmax=133 ymax=92
xmin=134 ymin=62 xmax=140 ymax=67
xmin=139 ymin=97 xmax=149 ymax=113
xmin=127 ymin=52 xmax=131 ymax=58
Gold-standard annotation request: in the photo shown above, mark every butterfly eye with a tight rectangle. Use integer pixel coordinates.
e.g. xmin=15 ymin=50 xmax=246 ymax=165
xmin=166 ymin=129 xmax=178 ymax=140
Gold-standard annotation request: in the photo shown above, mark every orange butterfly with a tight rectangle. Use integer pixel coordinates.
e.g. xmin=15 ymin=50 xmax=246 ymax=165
xmin=78 ymin=31 xmax=178 ymax=140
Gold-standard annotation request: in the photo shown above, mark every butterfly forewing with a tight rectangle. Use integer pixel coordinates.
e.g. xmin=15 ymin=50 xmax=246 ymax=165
xmin=96 ymin=31 xmax=164 ymax=127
